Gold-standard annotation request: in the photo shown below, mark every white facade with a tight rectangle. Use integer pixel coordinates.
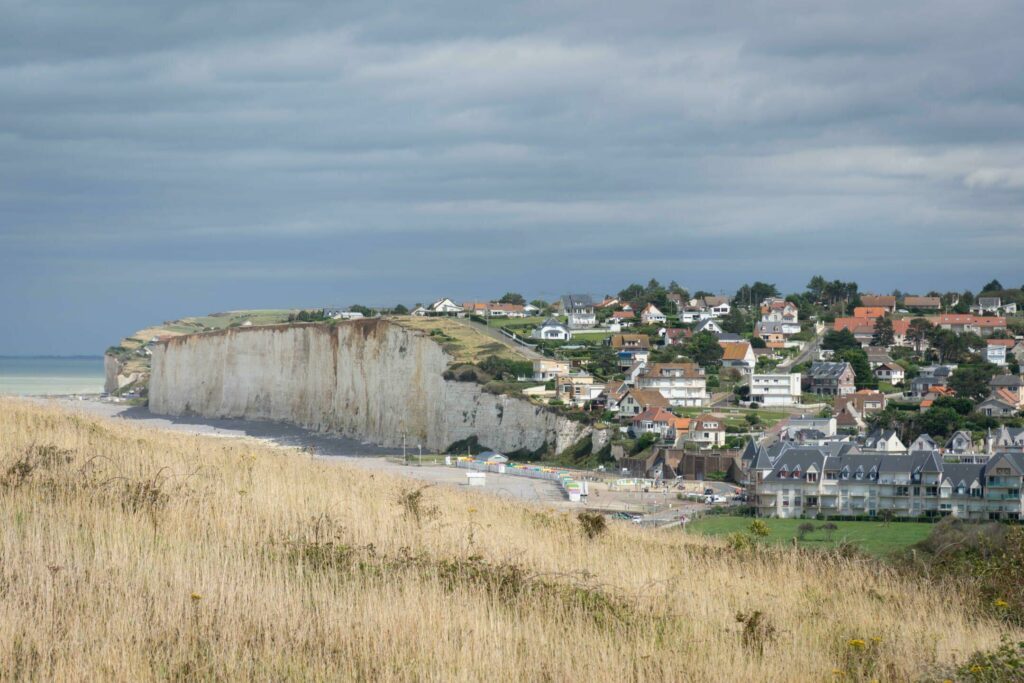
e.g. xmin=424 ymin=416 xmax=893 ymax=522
xmin=987 ymin=344 xmax=1008 ymax=366
xmin=636 ymin=367 xmax=707 ymax=407
xmin=749 ymin=373 xmax=802 ymax=406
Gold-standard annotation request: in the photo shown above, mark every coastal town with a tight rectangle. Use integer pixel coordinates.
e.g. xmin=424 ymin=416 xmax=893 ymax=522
xmin=311 ymin=277 xmax=1024 ymax=522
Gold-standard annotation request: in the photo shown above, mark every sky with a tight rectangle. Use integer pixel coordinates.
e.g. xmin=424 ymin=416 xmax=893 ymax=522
xmin=2 ymin=1 xmax=1023 ymax=355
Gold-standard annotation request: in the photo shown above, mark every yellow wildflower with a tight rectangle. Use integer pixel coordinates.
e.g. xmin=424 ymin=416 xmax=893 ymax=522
xmin=847 ymin=639 xmax=866 ymax=651
xmin=993 ymin=598 xmax=1009 ymax=608
xmin=190 ymin=593 xmax=202 ymax=601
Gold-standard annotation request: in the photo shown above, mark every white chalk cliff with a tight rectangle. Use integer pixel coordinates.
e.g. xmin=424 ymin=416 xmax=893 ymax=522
xmin=149 ymin=319 xmax=588 ymax=454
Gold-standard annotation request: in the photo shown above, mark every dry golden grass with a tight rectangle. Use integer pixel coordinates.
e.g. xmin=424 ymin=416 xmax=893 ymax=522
xmin=392 ymin=316 xmax=527 ymax=364
xmin=0 ymin=398 xmax=1013 ymax=681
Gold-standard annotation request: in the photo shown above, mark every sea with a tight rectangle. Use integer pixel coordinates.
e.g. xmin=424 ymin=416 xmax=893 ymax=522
xmin=0 ymin=356 xmax=106 ymax=396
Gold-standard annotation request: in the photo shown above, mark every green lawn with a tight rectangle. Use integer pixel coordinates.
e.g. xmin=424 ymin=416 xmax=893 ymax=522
xmin=485 ymin=316 xmax=547 ymax=329
xmin=686 ymin=515 xmax=934 ymax=557
xmin=673 ymin=406 xmax=789 ymax=430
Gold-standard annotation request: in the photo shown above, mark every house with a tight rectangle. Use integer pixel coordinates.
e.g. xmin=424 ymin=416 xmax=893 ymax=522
xmin=680 ymin=414 xmax=726 ymax=449
xmin=860 ymin=295 xmax=897 ymax=312
xmin=973 ymin=296 xmax=1002 ymax=314
xmin=754 ymin=321 xmax=789 ymax=348
xmin=523 ymin=303 xmax=541 ymax=315
xmin=982 ymin=452 xmax=1024 ymax=519
xmin=805 ymin=362 xmax=856 ymax=397
xmin=987 ymin=426 xmax=1024 ymax=453
xmin=488 ymin=303 xmax=527 ymax=318
xmin=532 ymin=358 xmax=571 ymax=382
xmin=631 ymin=408 xmax=690 ymax=441
xmin=978 ymin=392 xmax=1020 ymax=418
xmin=853 ymin=307 xmax=888 ymax=320
xmin=635 ymin=363 xmax=708 ymax=407
xmin=597 ymin=297 xmax=620 ymax=309
xmin=919 ymin=386 xmax=956 ymax=411
xmin=761 ymin=298 xmax=799 ymax=322
xmin=945 ymin=431 xmax=975 ymax=455
xmin=693 ymin=318 xmax=724 ymax=335
xmin=909 ymin=365 xmax=957 ymax=398
xmin=610 ymin=334 xmax=650 ymax=351
xmin=862 ymin=429 xmax=906 ymax=453
xmin=640 ymin=303 xmax=667 ymax=325
xmin=832 ymin=317 xmax=875 ymax=346
xmin=679 ymin=307 xmax=713 ymax=323
xmin=600 ymin=380 xmax=630 ymax=412
xmin=611 ymin=310 xmax=636 ymax=326
xmin=661 ymin=328 xmax=691 ymax=346
xmin=909 ymin=434 xmax=939 ymax=452
xmin=748 ymin=373 xmax=802 ymax=406
xmin=690 ymin=296 xmax=730 ymax=318
xmin=874 ymin=362 xmax=905 ymax=386
xmin=555 ymin=373 xmax=602 ymax=407
xmin=986 ymin=339 xmax=1014 ymax=366
xmin=865 ymin=348 xmax=895 ymax=368
xmin=989 ymin=375 xmax=1024 ymax=405
xmin=929 ymin=314 xmax=1007 ymax=337
xmin=903 ymin=296 xmax=941 ymax=311
xmin=531 ymin=318 xmax=571 ymax=341
xmin=834 ymin=391 xmax=887 ymax=430
xmin=891 ymin=319 xmax=912 ymax=347
xmin=414 ymin=298 xmax=464 ymax=315
xmin=720 ymin=341 xmax=756 ymax=375
xmin=617 ymin=388 xmax=671 ymax=417
xmin=784 ymin=416 xmax=838 ymax=439
xmin=560 ymin=294 xmax=597 ymax=329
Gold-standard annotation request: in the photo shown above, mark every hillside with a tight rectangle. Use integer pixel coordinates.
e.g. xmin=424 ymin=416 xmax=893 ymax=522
xmin=0 ymin=398 xmax=1015 ymax=681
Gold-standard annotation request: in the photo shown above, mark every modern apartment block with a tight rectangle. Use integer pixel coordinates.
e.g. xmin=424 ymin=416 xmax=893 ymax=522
xmin=748 ymin=373 xmax=802 ymax=406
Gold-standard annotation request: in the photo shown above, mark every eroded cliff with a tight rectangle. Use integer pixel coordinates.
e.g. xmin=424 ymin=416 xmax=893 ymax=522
xmin=149 ymin=319 xmax=588 ymax=455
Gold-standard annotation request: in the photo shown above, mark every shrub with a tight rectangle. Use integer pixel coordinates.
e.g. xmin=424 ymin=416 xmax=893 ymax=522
xmin=797 ymin=522 xmax=816 ymax=541
xmin=748 ymin=520 xmax=770 ymax=538
xmin=577 ymin=512 xmax=608 ymax=540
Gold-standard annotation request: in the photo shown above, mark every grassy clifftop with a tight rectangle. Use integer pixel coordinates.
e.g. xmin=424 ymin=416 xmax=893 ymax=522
xmin=0 ymin=398 xmax=1014 ymax=681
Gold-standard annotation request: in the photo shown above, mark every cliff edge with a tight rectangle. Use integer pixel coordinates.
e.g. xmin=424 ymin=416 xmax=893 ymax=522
xmin=149 ymin=318 xmax=588 ymax=455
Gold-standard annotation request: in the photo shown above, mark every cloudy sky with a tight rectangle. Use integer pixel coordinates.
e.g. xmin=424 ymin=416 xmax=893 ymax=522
xmin=2 ymin=1 xmax=1023 ymax=354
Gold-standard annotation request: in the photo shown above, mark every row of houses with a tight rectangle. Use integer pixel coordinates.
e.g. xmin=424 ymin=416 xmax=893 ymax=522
xmin=749 ymin=441 xmax=1024 ymax=521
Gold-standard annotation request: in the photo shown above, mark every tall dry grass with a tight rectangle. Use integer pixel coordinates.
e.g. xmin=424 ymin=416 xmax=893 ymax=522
xmin=0 ymin=398 xmax=1013 ymax=681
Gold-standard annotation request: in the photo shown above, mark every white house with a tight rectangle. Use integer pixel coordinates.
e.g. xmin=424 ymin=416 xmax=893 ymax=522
xmin=874 ymin=362 xmax=906 ymax=385
xmin=693 ymin=318 xmax=724 ymax=335
xmin=560 ymin=294 xmax=596 ymax=329
xmin=414 ymin=298 xmax=463 ymax=315
xmin=721 ymin=341 xmax=756 ymax=376
xmin=532 ymin=318 xmax=570 ymax=341
xmin=640 ymin=303 xmax=667 ymax=325
xmin=532 ymin=358 xmax=571 ymax=381
xmin=987 ymin=340 xmax=1012 ymax=366
xmin=635 ymin=363 xmax=707 ymax=407
xmin=749 ymin=373 xmax=802 ymax=407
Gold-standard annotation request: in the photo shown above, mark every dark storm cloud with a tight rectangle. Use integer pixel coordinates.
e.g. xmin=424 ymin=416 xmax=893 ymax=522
xmin=1 ymin=0 xmax=1023 ymax=353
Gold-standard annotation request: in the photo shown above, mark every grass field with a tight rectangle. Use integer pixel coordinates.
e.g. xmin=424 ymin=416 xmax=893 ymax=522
xmin=687 ymin=515 xmax=934 ymax=557
xmin=393 ymin=316 xmax=529 ymax=364
xmin=674 ymin=406 xmax=790 ymax=429
xmin=0 ymin=398 xmax=1016 ymax=680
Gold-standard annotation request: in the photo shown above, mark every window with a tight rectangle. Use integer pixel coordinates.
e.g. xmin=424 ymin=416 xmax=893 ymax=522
xmin=926 ymin=487 xmax=938 ymax=497
xmin=806 ymin=472 xmax=818 ymax=483
xmin=806 ymin=496 xmax=818 ymax=507
xmin=895 ymin=486 xmax=909 ymax=496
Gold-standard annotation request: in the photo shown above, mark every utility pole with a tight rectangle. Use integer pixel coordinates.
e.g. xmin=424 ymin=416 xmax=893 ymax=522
xmin=402 ymin=432 xmax=407 ymax=465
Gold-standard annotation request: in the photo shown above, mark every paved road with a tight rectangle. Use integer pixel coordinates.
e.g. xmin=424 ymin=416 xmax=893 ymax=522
xmin=779 ymin=328 xmax=825 ymax=370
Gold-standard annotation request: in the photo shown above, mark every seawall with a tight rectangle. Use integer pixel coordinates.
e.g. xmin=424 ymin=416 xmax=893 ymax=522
xmin=149 ymin=319 xmax=588 ymax=454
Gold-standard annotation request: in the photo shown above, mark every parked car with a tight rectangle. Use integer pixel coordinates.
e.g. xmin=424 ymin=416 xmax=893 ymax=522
xmin=705 ymin=495 xmax=727 ymax=504
xmin=703 ymin=488 xmax=715 ymax=496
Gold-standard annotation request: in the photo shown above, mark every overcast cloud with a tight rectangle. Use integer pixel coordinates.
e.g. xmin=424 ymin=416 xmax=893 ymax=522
xmin=2 ymin=0 xmax=1023 ymax=354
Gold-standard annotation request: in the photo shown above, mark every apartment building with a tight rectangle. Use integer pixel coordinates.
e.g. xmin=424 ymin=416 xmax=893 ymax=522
xmin=748 ymin=373 xmax=802 ymax=406
xmin=635 ymin=362 xmax=708 ymax=407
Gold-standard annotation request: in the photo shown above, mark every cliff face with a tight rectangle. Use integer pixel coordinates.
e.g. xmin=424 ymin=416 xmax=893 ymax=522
xmin=149 ymin=320 xmax=588 ymax=454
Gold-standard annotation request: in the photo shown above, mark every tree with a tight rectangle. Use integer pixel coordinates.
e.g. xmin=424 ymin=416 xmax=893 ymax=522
xmin=928 ymin=328 xmax=968 ymax=364
xmin=797 ymin=522 xmax=816 ymax=541
xmin=917 ymin=406 xmax=963 ymax=438
xmin=687 ymin=331 xmax=724 ymax=367
xmin=745 ymin=413 xmax=761 ymax=427
xmin=721 ymin=306 xmax=751 ymax=335
xmin=587 ymin=345 xmax=619 ymax=378
xmin=906 ymin=318 xmax=933 ymax=353
xmin=749 ymin=336 xmax=767 ymax=349
xmin=618 ymin=283 xmax=646 ymax=302
xmin=981 ymin=279 xmax=1004 ymax=293
xmin=806 ymin=275 xmax=828 ymax=302
xmin=948 ymin=364 xmax=998 ymax=402
xmin=392 ymin=304 xmax=409 ymax=315
xmin=822 ymin=329 xmax=860 ymax=352
xmin=530 ymin=299 xmax=549 ymax=312
xmin=871 ymin=317 xmax=895 ymax=347
xmin=498 ymin=292 xmax=525 ymax=305
xmin=837 ymin=348 xmax=877 ymax=390
xmin=733 ymin=282 xmax=779 ymax=308
xmin=349 ymin=304 xmax=373 ymax=317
